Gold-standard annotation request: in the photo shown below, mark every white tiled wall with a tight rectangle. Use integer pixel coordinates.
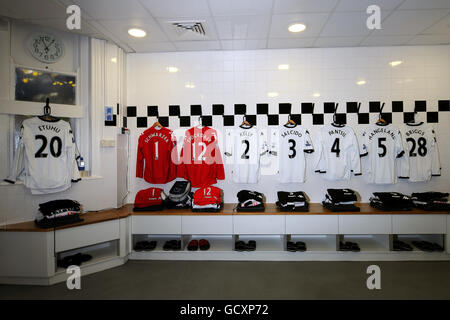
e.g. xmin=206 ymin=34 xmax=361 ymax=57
xmin=126 ymin=45 xmax=450 ymax=203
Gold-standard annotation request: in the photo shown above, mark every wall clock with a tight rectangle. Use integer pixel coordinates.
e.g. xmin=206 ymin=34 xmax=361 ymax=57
xmin=28 ymin=33 xmax=64 ymax=64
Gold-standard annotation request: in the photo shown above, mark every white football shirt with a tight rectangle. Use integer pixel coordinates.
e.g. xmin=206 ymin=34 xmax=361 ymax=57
xmin=359 ymin=123 xmax=404 ymax=184
xmin=270 ymin=125 xmax=314 ymax=183
xmin=6 ymin=117 xmax=80 ymax=194
xmin=226 ymin=126 xmax=267 ymax=183
xmin=315 ymin=124 xmax=361 ymax=180
xmin=398 ymin=122 xmax=441 ymax=182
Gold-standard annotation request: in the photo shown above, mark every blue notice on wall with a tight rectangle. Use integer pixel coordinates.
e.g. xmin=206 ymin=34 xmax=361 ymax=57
xmin=105 ymin=106 xmax=113 ymax=121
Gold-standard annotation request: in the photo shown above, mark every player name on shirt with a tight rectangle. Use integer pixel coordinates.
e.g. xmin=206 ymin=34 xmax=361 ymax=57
xmin=327 ymin=128 xmax=347 ymax=137
xmin=185 ymin=132 xmax=215 ymax=143
xmin=404 ymin=129 xmax=425 ymax=137
xmin=367 ymin=127 xmax=396 ymax=141
xmin=37 ymin=125 xmax=61 ymax=133
xmin=281 ymin=129 xmax=304 ymax=138
xmin=144 ymin=131 xmax=170 ymax=144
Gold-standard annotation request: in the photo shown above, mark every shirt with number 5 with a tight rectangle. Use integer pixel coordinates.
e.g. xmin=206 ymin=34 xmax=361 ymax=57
xmin=359 ymin=123 xmax=405 ymax=184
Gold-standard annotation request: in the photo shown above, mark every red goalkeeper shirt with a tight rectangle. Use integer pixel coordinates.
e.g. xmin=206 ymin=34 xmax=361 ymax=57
xmin=136 ymin=126 xmax=178 ymax=184
xmin=178 ymin=126 xmax=225 ymax=188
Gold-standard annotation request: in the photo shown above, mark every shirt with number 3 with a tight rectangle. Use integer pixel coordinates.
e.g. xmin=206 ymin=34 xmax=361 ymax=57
xmin=271 ymin=125 xmax=314 ymax=183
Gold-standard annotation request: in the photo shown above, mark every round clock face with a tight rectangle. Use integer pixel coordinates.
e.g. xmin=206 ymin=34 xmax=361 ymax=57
xmin=28 ymin=34 xmax=64 ymax=64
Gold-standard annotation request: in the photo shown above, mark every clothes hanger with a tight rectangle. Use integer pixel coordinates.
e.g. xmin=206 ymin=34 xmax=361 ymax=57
xmin=406 ymin=106 xmax=423 ymax=126
xmin=376 ymin=102 xmax=387 ymax=125
xmin=239 ymin=115 xmax=252 ymax=128
xmin=332 ymin=103 xmax=345 ymax=127
xmin=40 ymin=98 xmax=58 ymax=121
xmin=196 ymin=115 xmax=203 ymax=128
xmin=152 ymin=120 xmax=162 ymax=128
xmin=284 ymin=114 xmax=297 ymax=128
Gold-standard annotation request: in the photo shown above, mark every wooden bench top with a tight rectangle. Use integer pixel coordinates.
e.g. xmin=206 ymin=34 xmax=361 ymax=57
xmin=1 ymin=203 xmax=447 ymax=232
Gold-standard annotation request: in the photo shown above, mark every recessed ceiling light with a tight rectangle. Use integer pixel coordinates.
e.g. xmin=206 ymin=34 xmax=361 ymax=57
xmin=389 ymin=60 xmax=403 ymax=67
xmin=267 ymin=92 xmax=279 ymax=98
xmin=278 ymin=64 xmax=289 ymax=70
xmin=288 ymin=23 xmax=306 ymax=33
xmin=185 ymin=82 xmax=195 ymax=88
xmin=128 ymin=28 xmax=146 ymax=38
xmin=312 ymin=92 xmax=320 ymax=97
xmin=111 ymin=57 xmax=117 ymax=63
xmin=357 ymin=80 xmax=367 ymax=86
xmin=166 ymin=66 xmax=178 ymax=73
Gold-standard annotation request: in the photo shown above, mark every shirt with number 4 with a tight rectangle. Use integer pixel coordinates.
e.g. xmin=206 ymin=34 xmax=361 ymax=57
xmin=359 ymin=123 xmax=405 ymax=184
xmin=315 ymin=124 xmax=361 ymax=181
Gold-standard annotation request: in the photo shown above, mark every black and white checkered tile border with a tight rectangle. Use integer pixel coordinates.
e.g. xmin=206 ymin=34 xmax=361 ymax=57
xmin=116 ymin=100 xmax=450 ymax=128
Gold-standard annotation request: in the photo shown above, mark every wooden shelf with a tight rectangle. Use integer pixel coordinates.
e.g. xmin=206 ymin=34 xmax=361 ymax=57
xmin=2 ymin=203 xmax=447 ymax=232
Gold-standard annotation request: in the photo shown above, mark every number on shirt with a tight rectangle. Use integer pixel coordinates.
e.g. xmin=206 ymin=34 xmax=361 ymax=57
xmin=204 ymin=187 xmax=211 ymax=196
xmin=35 ymin=135 xmax=62 ymax=158
xmin=407 ymin=137 xmax=427 ymax=157
xmin=331 ymin=138 xmax=340 ymax=158
xmin=154 ymin=141 xmax=159 ymax=160
xmin=241 ymin=140 xmax=250 ymax=159
xmin=288 ymin=139 xmax=296 ymax=159
xmin=378 ymin=137 xmax=387 ymax=158
xmin=192 ymin=142 xmax=207 ymax=161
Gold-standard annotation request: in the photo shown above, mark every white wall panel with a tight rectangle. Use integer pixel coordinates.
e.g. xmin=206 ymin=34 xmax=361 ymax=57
xmin=392 ymin=214 xmax=446 ymax=234
xmin=233 ymin=215 xmax=285 ymax=234
xmin=339 ymin=215 xmax=392 ymax=234
xmin=286 ymin=215 xmax=339 ymax=234
xmin=55 ymin=219 xmax=120 ymax=252
xmin=132 ymin=215 xmax=182 ymax=234
xmin=182 ymin=216 xmax=233 ymax=234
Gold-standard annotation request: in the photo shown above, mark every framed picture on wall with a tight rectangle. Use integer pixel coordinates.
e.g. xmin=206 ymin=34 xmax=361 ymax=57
xmin=14 ymin=66 xmax=77 ymax=105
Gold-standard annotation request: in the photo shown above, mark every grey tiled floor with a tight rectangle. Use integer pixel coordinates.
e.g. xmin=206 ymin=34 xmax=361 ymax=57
xmin=1 ymin=260 xmax=450 ymax=299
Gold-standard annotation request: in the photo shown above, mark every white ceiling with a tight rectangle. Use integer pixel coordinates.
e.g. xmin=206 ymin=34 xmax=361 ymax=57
xmin=0 ymin=0 xmax=449 ymax=52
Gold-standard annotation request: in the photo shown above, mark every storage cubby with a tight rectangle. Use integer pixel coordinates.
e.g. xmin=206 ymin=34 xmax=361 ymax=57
xmin=287 ymin=235 xmax=337 ymax=252
xmin=183 ymin=235 xmax=234 ymax=252
xmin=55 ymin=240 xmax=119 ymax=273
xmin=392 ymin=234 xmax=446 ymax=253
xmin=234 ymin=235 xmax=284 ymax=252
xmin=338 ymin=235 xmax=390 ymax=252
xmin=132 ymin=234 xmax=182 ymax=252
